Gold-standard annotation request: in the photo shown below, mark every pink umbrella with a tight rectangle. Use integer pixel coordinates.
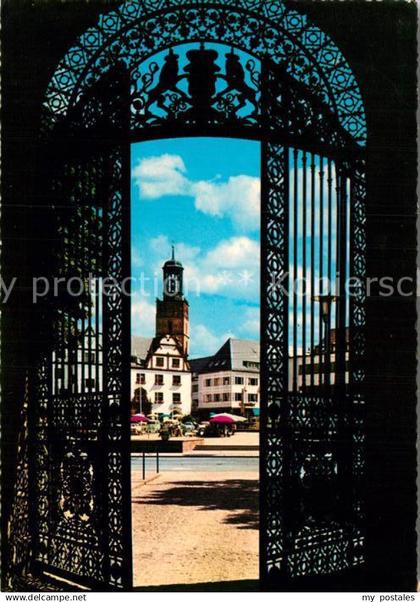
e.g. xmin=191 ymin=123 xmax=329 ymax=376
xmin=131 ymin=413 xmax=149 ymax=423
xmin=210 ymin=415 xmax=235 ymax=424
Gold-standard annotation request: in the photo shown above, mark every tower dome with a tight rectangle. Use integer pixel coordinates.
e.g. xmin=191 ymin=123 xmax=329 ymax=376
xmin=163 ymin=245 xmax=183 ymax=269
xmin=162 ymin=245 xmax=184 ymax=300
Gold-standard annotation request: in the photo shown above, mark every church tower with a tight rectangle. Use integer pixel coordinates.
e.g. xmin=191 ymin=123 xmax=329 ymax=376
xmin=156 ymin=246 xmax=189 ymax=355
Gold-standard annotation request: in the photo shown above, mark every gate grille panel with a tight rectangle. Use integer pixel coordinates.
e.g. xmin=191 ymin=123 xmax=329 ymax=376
xmin=19 ymin=1 xmax=368 ymax=590
xmin=31 ymin=69 xmax=132 ymax=590
xmin=261 ymin=140 xmax=366 ymax=582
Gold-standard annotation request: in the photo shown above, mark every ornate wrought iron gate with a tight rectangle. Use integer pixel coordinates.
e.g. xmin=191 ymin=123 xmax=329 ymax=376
xmin=9 ymin=0 xmax=367 ymax=591
xmin=31 ymin=68 xmax=132 ymax=590
xmin=261 ymin=144 xmax=366 ymax=586
xmin=260 ymin=60 xmax=366 ymax=585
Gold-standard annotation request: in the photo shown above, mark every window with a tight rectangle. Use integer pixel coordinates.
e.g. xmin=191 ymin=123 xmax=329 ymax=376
xmin=205 ymin=378 xmax=211 ymax=387
xmin=235 ymin=392 xmax=243 ymax=401
xmin=155 ymin=392 xmax=164 ymax=403
xmin=172 ymin=375 xmax=181 ymax=386
xmin=134 ymin=388 xmax=141 ymax=402
xmin=213 ymin=377 xmax=220 ymax=386
xmin=223 ymin=393 xmax=230 ymax=402
xmin=205 ymin=394 xmax=212 ymax=403
xmin=192 ymin=384 xmax=199 ymax=392
xmin=248 ymin=393 xmax=258 ymax=402
xmin=85 ymin=378 xmax=95 ymax=389
xmin=172 ymin=393 xmax=181 ymax=404
xmin=84 ymin=351 xmax=96 ymax=363
xmin=136 ymin=373 xmax=146 ymax=385
xmin=155 ymin=374 xmax=164 ymax=386
xmin=248 ymin=377 xmax=258 ymax=386
xmin=156 ymin=357 xmax=164 ymax=367
xmin=223 ymin=377 xmax=230 ymax=385
xmin=243 ymin=361 xmax=260 ymax=369
xmin=214 ymin=394 xmax=220 ymax=402
xmin=172 ymin=358 xmax=180 ymax=368
xmin=235 ymin=376 xmax=244 ymax=385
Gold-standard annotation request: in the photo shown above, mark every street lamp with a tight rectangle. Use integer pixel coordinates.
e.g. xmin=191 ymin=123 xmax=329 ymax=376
xmin=241 ymin=386 xmax=247 ymax=416
xmin=314 ymin=294 xmax=337 ymax=389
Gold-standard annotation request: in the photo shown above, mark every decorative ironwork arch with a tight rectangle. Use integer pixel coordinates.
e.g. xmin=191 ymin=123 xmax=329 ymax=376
xmin=44 ymin=0 xmax=366 ymax=146
xmin=6 ymin=0 xmax=367 ymax=592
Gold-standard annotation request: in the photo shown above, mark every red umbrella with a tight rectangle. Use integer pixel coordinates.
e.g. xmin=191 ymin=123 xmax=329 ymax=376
xmin=131 ymin=413 xmax=149 ymax=423
xmin=210 ymin=415 xmax=235 ymax=424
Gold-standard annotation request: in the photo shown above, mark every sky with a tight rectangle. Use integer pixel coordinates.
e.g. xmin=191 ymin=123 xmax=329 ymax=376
xmin=130 ymin=139 xmax=345 ymax=359
xmin=131 ymin=137 xmax=261 ymax=358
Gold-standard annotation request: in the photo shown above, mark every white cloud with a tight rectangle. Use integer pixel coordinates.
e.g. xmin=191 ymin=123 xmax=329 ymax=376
xmin=149 ymin=235 xmax=200 ymax=264
xmin=132 ymin=154 xmax=189 ymax=199
xmin=203 ymin=237 xmax=259 ymax=299
xmin=240 ymin=306 xmax=260 ymax=336
xmin=132 ymin=247 xmax=144 ymax=268
xmin=191 ymin=175 xmax=260 ymax=231
xmin=190 ymin=324 xmax=235 ymax=358
xmin=146 ymin=234 xmax=259 ymax=300
xmin=131 ymin=299 xmax=156 ymax=337
xmin=184 ymin=236 xmax=260 ymax=301
xmin=132 ymin=153 xmax=260 ymax=232
xmin=201 ymin=236 xmax=259 ymax=271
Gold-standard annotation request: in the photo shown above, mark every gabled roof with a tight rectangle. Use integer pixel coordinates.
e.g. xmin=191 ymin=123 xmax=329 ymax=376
xmin=189 ymin=356 xmax=213 ymax=374
xmin=131 ymin=336 xmax=153 ymax=361
xmin=229 ymin=338 xmax=260 ymax=371
xmin=191 ymin=338 xmax=260 ymax=374
xmin=146 ymin=334 xmax=186 ymax=361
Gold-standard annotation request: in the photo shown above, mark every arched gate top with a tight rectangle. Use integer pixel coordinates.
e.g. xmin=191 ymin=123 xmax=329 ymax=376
xmin=44 ymin=0 xmax=366 ymax=146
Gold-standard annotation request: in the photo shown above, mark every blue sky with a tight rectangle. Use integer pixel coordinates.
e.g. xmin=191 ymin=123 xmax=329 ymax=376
xmin=130 ymin=138 xmax=344 ymax=359
xmin=131 ymin=137 xmax=261 ymax=358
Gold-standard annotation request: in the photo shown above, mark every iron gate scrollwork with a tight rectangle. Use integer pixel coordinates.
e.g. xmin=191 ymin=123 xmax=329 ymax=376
xmin=31 ymin=67 xmax=132 ymax=590
xmin=17 ymin=0 xmax=368 ymax=591
xmin=44 ymin=0 xmax=366 ymax=147
xmin=260 ymin=59 xmax=366 ymax=584
xmin=261 ymin=143 xmax=366 ymax=583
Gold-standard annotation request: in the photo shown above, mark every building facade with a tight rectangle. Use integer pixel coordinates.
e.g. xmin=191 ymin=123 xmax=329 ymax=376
xmin=131 ymin=249 xmax=192 ymax=416
xmin=288 ymin=329 xmax=350 ymax=392
xmin=191 ymin=338 xmax=260 ymax=418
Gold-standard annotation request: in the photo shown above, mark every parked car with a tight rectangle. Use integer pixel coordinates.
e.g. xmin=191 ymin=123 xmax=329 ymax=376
xmin=146 ymin=420 xmax=161 ymax=434
xmin=197 ymin=421 xmax=210 ymax=437
xmin=181 ymin=422 xmax=196 ymax=435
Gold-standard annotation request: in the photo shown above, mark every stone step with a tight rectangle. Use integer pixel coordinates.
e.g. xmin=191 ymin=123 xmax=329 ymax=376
xmin=194 ymin=445 xmax=259 ymax=451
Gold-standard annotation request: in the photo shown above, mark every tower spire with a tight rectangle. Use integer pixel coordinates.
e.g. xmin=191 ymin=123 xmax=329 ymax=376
xmin=157 ymin=245 xmax=189 ymax=355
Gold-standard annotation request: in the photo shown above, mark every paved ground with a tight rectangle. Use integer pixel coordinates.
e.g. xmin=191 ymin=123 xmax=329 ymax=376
xmin=196 ymin=431 xmax=259 ymax=447
xmin=132 ymin=470 xmax=259 ymax=589
xmin=132 ymin=431 xmax=259 ymax=446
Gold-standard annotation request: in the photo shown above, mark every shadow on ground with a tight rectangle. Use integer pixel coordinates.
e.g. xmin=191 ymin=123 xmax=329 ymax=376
xmin=133 ymin=579 xmax=260 ymax=591
xmin=132 ymin=478 xmax=259 ymax=529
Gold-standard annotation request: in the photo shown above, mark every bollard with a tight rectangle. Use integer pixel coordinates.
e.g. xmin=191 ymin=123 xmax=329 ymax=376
xmin=142 ymin=451 xmax=145 ymax=481
xmin=156 ymin=449 xmax=160 ymax=474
